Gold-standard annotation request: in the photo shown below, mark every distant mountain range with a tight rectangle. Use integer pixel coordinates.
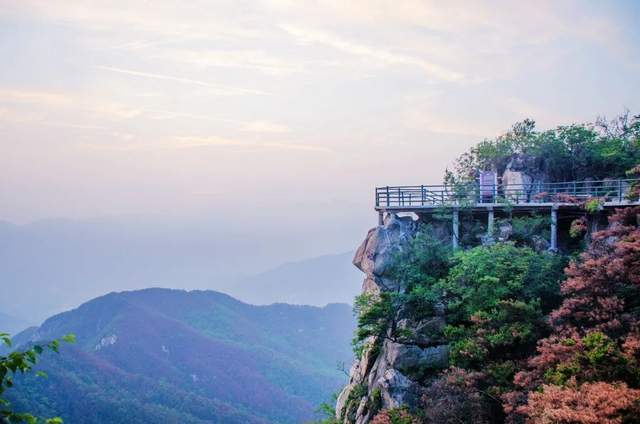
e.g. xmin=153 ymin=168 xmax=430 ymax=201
xmin=229 ymin=251 xmax=362 ymax=306
xmin=6 ymin=288 xmax=355 ymax=423
xmin=0 ymin=219 xmax=363 ymax=323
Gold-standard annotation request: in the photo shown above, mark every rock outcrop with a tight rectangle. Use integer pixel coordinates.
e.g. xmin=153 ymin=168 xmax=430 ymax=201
xmin=336 ymin=214 xmax=448 ymax=424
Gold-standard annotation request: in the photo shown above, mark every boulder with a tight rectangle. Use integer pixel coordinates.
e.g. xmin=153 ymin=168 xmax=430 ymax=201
xmin=353 ymin=214 xmax=417 ymax=292
xmin=395 ymin=317 xmax=446 ymax=347
xmin=498 ymin=221 xmax=513 ymax=241
xmin=378 ymin=369 xmax=424 ymax=410
xmin=531 ymin=234 xmax=550 ymax=252
xmin=502 ymin=161 xmax=533 ymax=202
xmin=383 ymin=341 xmax=449 ymax=374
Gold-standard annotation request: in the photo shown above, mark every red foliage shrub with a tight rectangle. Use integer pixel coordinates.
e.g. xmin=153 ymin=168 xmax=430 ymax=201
xmin=503 ymin=207 xmax=640 ymax=423
xmin=552 ymin=193 xmax=581 ymax=204
xmin=519 ymin=382 xmax=640 ymax=424
xmin=421 ymin=367 xmax=491 ymax=424
xmin=370 ymin=408 xmax=418 ymax=424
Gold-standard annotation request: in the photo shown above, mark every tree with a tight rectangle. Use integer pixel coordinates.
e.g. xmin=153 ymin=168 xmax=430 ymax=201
xmin=504 ymin=207 xmax=640 ymax=423
xmin=1 ymin=333 xmax=75 ymax=424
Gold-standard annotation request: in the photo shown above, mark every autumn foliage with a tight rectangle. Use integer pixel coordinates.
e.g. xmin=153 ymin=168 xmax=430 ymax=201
xmin=520 ymin=382 xmax=640 ymax=424
xmin=504 ymin=207 xmax=640 ymax=423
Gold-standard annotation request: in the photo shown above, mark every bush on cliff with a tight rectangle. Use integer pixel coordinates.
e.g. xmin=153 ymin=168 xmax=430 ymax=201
xmin=439 ymin=244 xmax=566 ymax=415
xmin=503 ymin=206 xmax=640 ymax=423
xmin=450 ymin=112 xmax=640 ymax=183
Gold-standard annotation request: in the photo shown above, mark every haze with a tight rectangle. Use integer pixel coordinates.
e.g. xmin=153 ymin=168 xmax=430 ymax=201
xmin=1 ymin=1 xmax=639 ymax=320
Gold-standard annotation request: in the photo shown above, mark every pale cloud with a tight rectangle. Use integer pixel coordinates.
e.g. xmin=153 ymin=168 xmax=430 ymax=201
xmin=173 ymin=136 xmax=330 ymax=152
xmin=0 ymin=89 xmax=72 ymax=107
xmin=0 ymin=88 xmax=143 ymax=123
xmin=95 ymin=66 xmax=268 ymax=95
xmin=281 ymin=24 xmax=464 ymax=82
xmin=1 ymin=0 xmax=638 ymax=229
xmin=144 ymin=49 xmax=303 ymax=76
xmin=241 ymin=120 xmax=290 ymax=133
xmin=79 ymin=135 xmax=331 ymax=153
xmin=173 ymin=135 xmax=239 ymax=149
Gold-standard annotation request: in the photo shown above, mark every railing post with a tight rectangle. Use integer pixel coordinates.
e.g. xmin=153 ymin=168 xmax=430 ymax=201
xmin=421 ymin=185 xmax=425 ymax=206
xmin=618 ymin=180 xmax=623 ymax=202
xmin=386 ymin=186 xmax=390 ymax=207
xmin=398 ymin=187 xmax=402 ymax=206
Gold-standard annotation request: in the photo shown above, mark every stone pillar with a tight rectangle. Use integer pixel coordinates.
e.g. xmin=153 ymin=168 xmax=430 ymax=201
xmin=452 ymin=208 xmax=460 ymax=249
xmin=550 ymin=206 xmax=558 ymax=252
xmin=590 ymin=213 xmax=599 ymax=235
xmin=487 ymin=206 xmax=495 ymax=239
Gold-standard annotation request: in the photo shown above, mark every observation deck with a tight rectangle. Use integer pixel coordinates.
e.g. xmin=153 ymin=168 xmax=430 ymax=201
xmin=374 ymin=177 xmax=640 ymax=250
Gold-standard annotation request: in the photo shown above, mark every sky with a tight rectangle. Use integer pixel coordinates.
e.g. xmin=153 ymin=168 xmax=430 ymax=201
xmin=1 ymin=0 xmax=640 ymax=264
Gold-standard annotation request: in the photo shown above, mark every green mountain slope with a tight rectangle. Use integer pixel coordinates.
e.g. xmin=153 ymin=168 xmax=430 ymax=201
xmin=6 ymin=288 xmax=355 ymax=423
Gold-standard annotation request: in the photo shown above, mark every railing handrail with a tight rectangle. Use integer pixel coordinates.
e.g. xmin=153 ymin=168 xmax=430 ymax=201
xmin=375 ymin=177 xmax=640 ymax=208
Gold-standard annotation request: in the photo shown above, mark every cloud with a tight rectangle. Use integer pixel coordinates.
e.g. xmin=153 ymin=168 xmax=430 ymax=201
xmin=95 ymin=66 xmax=268 ymax=95
xmin=79 ymin=135 xmax=331 ymax=153
xmin=173 ymin=136 xmax=330 ymax=152
xmin=0 ymin=89 xmax=72 ymax=107
xmin=280 ymin=24 xmax=464 ymax=82
xmin=144 ymin=49 xmax=303 ymax=77
xmin=241 ymin=120 xmax=290 ymax=133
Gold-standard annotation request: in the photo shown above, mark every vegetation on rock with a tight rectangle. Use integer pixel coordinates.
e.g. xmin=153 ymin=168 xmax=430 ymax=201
xmin=343 ymin=113 xmax=640 ymax=424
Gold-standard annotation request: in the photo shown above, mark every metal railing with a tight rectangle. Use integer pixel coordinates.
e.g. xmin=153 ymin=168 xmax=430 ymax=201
xmin=375 ymin=178 xmax=640 ymax=208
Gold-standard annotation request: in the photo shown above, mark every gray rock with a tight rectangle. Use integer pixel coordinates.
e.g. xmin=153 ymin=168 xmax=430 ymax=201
xmin=378 ymin=369 xmax=424 ymax=410
xmin=384 ymin=341 xmax=449 ymax=374
xmin=396 ymin=317 xmax=446 ymax=347
xmin=502 ymin=166 xmax=533 ymax=203
xmin=352 ymin=214 xmax=417 ymax=292
xmin=531 ymin=234 xmax=550 ymax=252
xmin=498 ymin=221 xmax=512 ymax=241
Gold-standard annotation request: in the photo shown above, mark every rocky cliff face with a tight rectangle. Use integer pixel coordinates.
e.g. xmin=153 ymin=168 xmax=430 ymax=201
xmin=336 ymin=214 xmax=449 ymax=423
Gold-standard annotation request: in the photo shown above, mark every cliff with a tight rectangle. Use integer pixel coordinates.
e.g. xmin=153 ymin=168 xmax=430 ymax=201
xmin=334 ymin=115 xmax=640 ymax=423
xmin=336 ymin=214 xmax=449 ymax=423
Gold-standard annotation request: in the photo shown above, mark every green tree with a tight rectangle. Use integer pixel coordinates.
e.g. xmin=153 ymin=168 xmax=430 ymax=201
xmin=1 ymin=333 xmax=75 ymax=424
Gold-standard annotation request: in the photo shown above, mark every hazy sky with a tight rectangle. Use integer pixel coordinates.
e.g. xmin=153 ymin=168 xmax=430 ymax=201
xmin=1 ymin=0 xmax=640 ymax=258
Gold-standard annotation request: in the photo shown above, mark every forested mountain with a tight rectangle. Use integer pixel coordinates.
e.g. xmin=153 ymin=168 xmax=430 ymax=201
xmin=0 ymin=218 xmax=360 ymax=323
xmin=5 ymin=289 xmax=355 ymax=424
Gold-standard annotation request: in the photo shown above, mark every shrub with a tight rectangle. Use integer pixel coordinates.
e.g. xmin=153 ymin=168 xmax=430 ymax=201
xmin=505 ymin=207 xmax=640 ymax=423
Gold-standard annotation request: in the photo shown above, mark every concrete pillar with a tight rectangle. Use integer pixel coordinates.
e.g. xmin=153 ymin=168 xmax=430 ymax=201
xmin=378 ymin=211 xmax=384 ymax=226
xmin=487 ymin=207 xmax=494 ymax=239
xmin=590 ymin=213 xmax=599 ymax=235
xmin=550 ymin=206 xmax=558 ymax=252
xmin=452 ymin=208 xmax=460 ymax=249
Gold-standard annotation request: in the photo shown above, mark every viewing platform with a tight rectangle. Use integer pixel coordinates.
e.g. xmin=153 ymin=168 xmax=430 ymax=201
xmin=375 ymin=177 xmax=640 ymax=250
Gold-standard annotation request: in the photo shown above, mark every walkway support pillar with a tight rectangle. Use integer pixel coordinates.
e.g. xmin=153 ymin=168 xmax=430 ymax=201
xmin=452 ymin=207 xmax=460 ymax=249
xmin=550 ymin=206 xmax=558 ymax=252
xmin=378 ymin=211 xmax=384 ymax=226
xmin=487 ymin=206 xmax=494 ymax=239
xmin=590 ymin=213 xmax=599 ymax=235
